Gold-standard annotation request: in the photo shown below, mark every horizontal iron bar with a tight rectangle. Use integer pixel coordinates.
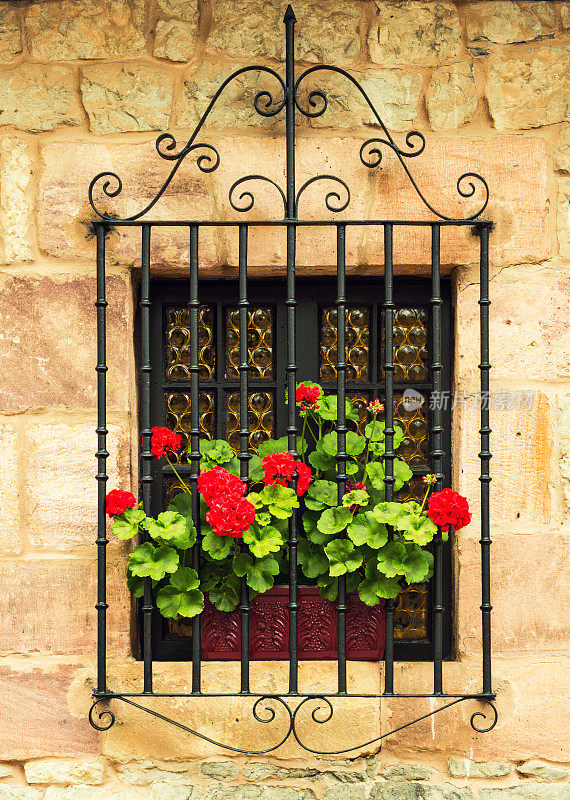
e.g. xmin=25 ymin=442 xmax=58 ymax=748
xmin=93 ymin=691 xmax=496 ymax=700
xmin=93 ymin=219 xmax=493 ymax=228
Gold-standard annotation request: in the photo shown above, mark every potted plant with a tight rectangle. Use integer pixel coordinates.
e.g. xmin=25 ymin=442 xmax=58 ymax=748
xmin=106 ymin=383 xmax=471 ymax=660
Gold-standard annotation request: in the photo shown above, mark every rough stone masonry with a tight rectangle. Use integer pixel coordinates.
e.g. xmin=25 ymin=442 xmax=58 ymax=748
xmin=0 ymin=1 xmax=569 ymax=799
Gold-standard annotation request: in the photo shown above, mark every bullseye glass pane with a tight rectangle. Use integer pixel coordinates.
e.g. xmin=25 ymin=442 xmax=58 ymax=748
xmin=166 ymin=305 xmax=215 ymax=381
xmin=320 ymin=306 xmax=370 ymax=382
xmin=226 ymin=390 xmax=275 ymax=453
xmin=226 ymin=306 xmax=274 ymax=380
xmin=165 ymin=390 xmax=215 ymax=463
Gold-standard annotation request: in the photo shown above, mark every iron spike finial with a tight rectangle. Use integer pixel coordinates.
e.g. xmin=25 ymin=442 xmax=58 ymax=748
xmin=284 ymin=4 xmax=296 ymax=23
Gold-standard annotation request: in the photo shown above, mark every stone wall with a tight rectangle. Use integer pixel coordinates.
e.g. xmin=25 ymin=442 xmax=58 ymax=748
xmin=0 ymin=0 xmax=569 ymax=798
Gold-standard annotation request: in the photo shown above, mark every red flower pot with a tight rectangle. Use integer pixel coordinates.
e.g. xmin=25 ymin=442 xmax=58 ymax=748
xmin=200 ymin=585 xmax=385 ymax=660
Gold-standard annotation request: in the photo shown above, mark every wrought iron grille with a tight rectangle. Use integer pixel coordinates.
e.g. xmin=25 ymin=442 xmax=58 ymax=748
xmin=90 ymin=5 xmax=495 ymax=753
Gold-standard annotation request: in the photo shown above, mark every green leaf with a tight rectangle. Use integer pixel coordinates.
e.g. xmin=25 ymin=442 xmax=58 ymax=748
xmin=365 ymin=420 xmax=384 ymax=441
xmin=259 ymin=484 xmax=299 ymax=519
xmin=243 ymin=523 xmax=284 ymax=558
xmin=314 ymin=395 xmax=357 ymax=422
xmin=396 ymin=512 xmax=438 ymax=546
xmin=200 ymin=560 xmax=228 ymax=591
xmin=209 ymin=578 xmax=240 ymax=612
xmin=347 ymin=512 xmax=388 ymax=549
xmin=346 ymin=461 xmax=359 ymax=475
xmin=126 ymin=570 xmax=154 ymax=598
xmin=321 ymin=431 xmax=366 ymax=457
xmin=249 ymin=454 xmax=264 ymax=483
xmin=342 ymin=489 xmax=370 ymax=509
xmin=235 ymin=554 xmax=279 ymax=593
xmin=371 ymin=501 xmax=408 ymax=525
xmin=246 ymin=492 xmax=264 ymax=510
xmin=111 ymin=508 xmax=146 ymax=541
xmin=364 ymin=461 xmax=385 ymax=490
xmin=258 ymin=436 xmax=307 ymax=458
xmin=365 ymin=457 xmax=412 ymax=492
xmin=305 ymin=479 xmax=338 ymax=511
xmin=143 ymin=511 xmax=196 ymax=549
xmin=358 ymin=569 xmax=401 ymax=604
xmin=199 ymin=439 xmax=235 ymax=465
xmin=317 ymin=506 xmax=353 ymax=536
xmin=303 ymin=510 xmax=329 ymax=544
xmin=255 ymin=511 xmax=272 ymax=527
xmin=308 ymin=448 xmax=335 ymax=472
xmin=324 ymin=539 xmax=363 ymax=576
xmin=317 ymin=572 xmax=360 ymax=601
xmin=376 ymin=541 xmax=407 ymax=578
xmin=202 ymin=528 xmax=232 ymax=560
xmin=170 ymin=566 xmax=200 ymax=591
xmin=167 ymin=492 xmax=192 ymax=517
xmin=400 ymin=544 xmax=434 ymax=584
xmin=156 ymin=585 xmax=204 ymax=619
xmin=128 ymin=543 xmax=179 ymax=581
xmin=297 ymin=539 xmax=329 ymax=579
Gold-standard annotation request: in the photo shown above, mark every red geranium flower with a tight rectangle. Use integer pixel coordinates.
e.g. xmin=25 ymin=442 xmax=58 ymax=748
xmin=197 ymin=465 xmax=246 ymax=507
xmin=150 ymin=426 xmax=182 ymax=460
xmin=296 ymin=383 xmax=321 ymax=410
xmin=428 ymin=488 xmax=471 ymax=532
xmin=262 ymin=452 xmax=312 ymax=496
xmin=207 ymin=496 xmax=255 ymax=538
xmin=106 ymin=489 xmax=137 ymax=517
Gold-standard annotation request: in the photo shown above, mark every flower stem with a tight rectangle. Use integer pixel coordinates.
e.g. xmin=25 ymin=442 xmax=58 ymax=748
xmin=300 ymin=413 xmax=308 ymax=463
xmin=362 ymin=410 xmax=378 ymax=473
xmin=419 ymin=484 xmax=431 ymax=513
xmin=165 ymin=454 xmax=192 ymax=494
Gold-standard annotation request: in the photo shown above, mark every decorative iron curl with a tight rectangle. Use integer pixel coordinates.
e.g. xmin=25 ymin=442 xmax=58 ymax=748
xmin=360 ymin=131 xmax=426 ymax=169
xmin=295 ymin=175 xmax=350 ymax=215
xmin=88 ymin=698 xmax=116 ymax=732
xmin=295 ymin=88 xmax=328 ymax=118
xmin=469 ymin=699 xmax=498 ymax=733
xmin=88 ymin=65 xmax=286 ymax=221
xmin=229 ymin=175 xmax=287 ymax=215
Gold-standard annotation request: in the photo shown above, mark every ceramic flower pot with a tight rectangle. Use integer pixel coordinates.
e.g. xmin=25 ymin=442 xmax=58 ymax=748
xmin=200 ymin=585 xmax=385 ymax=660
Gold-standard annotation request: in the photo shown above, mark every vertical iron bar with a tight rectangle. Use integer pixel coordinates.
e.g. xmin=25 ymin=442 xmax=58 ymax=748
xmin=284 ymin=4 xmax=296 ymax=220
xmin=95 ymin=223 xmax=108 ymax=695
xmin=238 ymin=224 xmax=250 ymax=694
xmin=189 ymin=224 xmax=202 ymax=694
xmin=140 ymin=224 xmax=153 ymax=694
xmin=479 ymin=224 xmax=492 ymax=695
xmin=336 ymin=225 xmax=348 ymax=695
xmin=284 ymin=3 xmax=299 ymax=694
xmin=431 ymin=224 xmax=444 ymax=694
xmin=383 ymin=224 xmax=395 ymax=695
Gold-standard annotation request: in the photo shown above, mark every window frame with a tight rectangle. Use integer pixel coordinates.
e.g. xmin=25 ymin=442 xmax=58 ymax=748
xmin=142 ymin=276 xmax=453 ymax=662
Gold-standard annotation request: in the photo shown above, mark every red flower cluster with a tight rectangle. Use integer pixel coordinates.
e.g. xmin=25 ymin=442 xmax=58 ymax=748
xmin=296 ymin=383 xmax=321 ymax=411
xmin=428 ymin=488 xmax=471 ymax=532
xmin=197 ymin=465 xmax=246 ymax=506
xmin=262 ymin=452 xmax=311 ymax=496
xmin=150 ymin=426 xmax=182 ymax=460
xmin=198 ymin=466 xmax=253 ymax=538
xmin=106 ymin=489 xmax=136 ymax=517
xmin=206 ymin=496 xmax=256 ymax=538
xmin=346 ymin=481 xmax=366 ymax=514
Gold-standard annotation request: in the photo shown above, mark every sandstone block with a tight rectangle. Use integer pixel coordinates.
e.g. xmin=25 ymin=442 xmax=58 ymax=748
xmin=554 ymin=126 xmax=570 ymax=173
xmin=81 ymin=63 xmax=174 ymax=135
xmin=43 ymin=790 xmax=120 ymax=800
xmin=24 ymin=421 xmax=128 ymax=550
xmin=370 ymin=783 xmax=474 ymax=800
xmin=480 ymin=786 xmax=570 ymax=800
xmin=322 ymin=788 xmax=367 ymax=800
xmin=0 ymin=789 xmax=40 ymax=800
xmin=465 ymin=2 xmax=556 ymax=44
xmin=0 ymin=4 xmax=22 ymax=61
xmin=0 ymin=274 xmax=132 ymax=414
xmin=452 ymin=392 xmax=554 ymax=527
xmin=563 ymin=4 xmax=570 ymax=30
xmin=24 ymin=759 xmax=104 ymax=785
xmin=559 ymin=178 xmax=570 ymax=259
xmin=426 ymin=63 xmax=478 ymax=131
xmin=516 ymin=762 xmax=569 ymax=782
xmin=156 ymin=0 xmax=198 ymax=22
xmin=0 ymin=138 xmax=34 ymax=264
xmin=382 ymin=765 xmax=436 ymax=781
xmin=0 ymin=423 xmax=22 ymax=555
xmin=208 ymin=0 xmax=360 ymax=64
xmin=153 ymin=19 xmax=198 ymax=62
xmin=38 ymin=140 xmax=218 ymax=271
xmin=369 ymin=2 xmax=461 ymax=67
xmin=0 ymin=64 xmax=82 ymax=132
xmin=26 ymin=0 xmax=146 ymax=60
xmin=0 ymin=663 xmax=99 ymax=759
xmin=487 ymin=48 xmax=570 ymax=130
xmin=455 ymin=268 xmax=570 ymax=390
xmin=118 ymin=767 xmax=193 ymax=785
xmin=0 ymin=557 xmax=130 ymax=654
xmin=448 ymin=759 xmax=512 ymax=778
xmin=200 ymin=762 xmax=238 ymax=780
xmin=149 ymin=787 xmax=199 ymax=800
xmin=557 ymin=393 xmax=570 ymax=511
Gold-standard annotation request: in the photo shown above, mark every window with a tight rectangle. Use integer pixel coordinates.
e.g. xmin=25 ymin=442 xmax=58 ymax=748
xmin=146 ymin=277 xmax=453 ymax=661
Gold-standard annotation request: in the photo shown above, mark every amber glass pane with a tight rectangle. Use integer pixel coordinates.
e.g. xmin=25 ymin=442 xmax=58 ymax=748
xmin=226 ymin=307 xmax=274 ymax=380
xmin=165 ymin=390 xmax=214 ymax=463
xmin=226 ymin=390 xmax=274 ymax=453
xmin=320 ymin=306 xmax=370 ymax=382
xmin=394 ymin=584 xmax=428 ymax=639
xmin=166 ymin=306 xmax=215 ymax=381
xmin=347 ymin=392 xmax=370 ymax=437
xmin=382 ymin=307 xmax=428 ymax=382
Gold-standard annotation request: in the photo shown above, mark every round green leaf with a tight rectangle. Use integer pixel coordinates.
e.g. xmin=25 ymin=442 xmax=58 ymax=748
xmin=111 ymin=508 xmax=146 ymax=541
xmin=156 ymin=585 xmax=204 ymax=619
xmin=243 ymin=523 xmax=284 ymax=558
xmin=298 ymin=539 xmax=329 ymax=579
xmin=376 ymin=540 xmax=407 ymax=578
xmin=128 ymin=543 xmax=179 ymax=581
xmin=202 ymin=529 xmax=232 ymax=560
xmin=317 ymin=506 xmax=353 ymax=536
xmin=347 ymin=511 xmax=388 ymax=549
xmin=324 ymin=539 xmax=363 ymax=576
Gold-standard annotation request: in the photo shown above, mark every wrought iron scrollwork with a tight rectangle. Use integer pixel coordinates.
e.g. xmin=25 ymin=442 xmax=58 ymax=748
xmin=295 ymin=175 xmax=350 ymax=215
xmin=89 ymin=693 xmax=497 ymax=754
xmin=229 ymin=175 xmax=287 ymax=215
